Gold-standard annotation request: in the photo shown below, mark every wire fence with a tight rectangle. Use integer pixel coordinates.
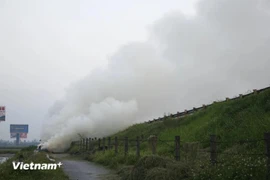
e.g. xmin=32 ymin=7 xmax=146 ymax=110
xmin=74 ymin=131 xmax=270 ymax=179
xmin=144 ymin=86 xmax=270 ymax=124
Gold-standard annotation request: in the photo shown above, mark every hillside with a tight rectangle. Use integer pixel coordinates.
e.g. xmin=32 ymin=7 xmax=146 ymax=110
xmin=69 ymin=87 xmax=270 ymax=180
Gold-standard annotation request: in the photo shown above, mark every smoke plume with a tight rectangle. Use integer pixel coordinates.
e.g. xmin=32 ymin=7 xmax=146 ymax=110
xmin=41 ymin=0 xmax=270 ymax=151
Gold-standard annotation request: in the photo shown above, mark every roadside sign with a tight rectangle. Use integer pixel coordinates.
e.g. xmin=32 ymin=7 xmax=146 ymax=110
xmin=10 ymin=124 xmax=29 ymax=133
xmin=10 ymin=133 xmax=27 ymax=138
xmin=0 ymin=106 xmax=5 ymax=121
xmin=20 ymin=133 xmax=27 ymax=138
xmin=10 ymin=133 xmax=16 ymax=138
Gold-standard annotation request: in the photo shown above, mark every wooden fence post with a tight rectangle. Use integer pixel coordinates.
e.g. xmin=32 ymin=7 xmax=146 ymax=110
xmin=98 ymin=138 xmax=101 ymax=149
xmin=264 ymin=132 xmax=270 ymax=180
xmin=115 ymin=137 xmax=118 ymax=155
xmin=82 ymin=138 xmax=85 ymax=151
xmin=125 ymin=137 xmax=128 ymax=157
xmin=108 ymin=137 xmax=111 ymax=149
xmin=85 ymin=138 xmax=88 ymax=151
xmin=210 ymin=135 xmax=217 ymax=165
xmin=136 ymin=136 xmax=140 ymax=158
xmin=175 ymin=136 xmax=180 ymax=161
xmin=103 ymin=137 xmax=106 ymax=153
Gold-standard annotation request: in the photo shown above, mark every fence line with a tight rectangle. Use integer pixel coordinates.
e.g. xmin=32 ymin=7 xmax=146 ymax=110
xmin=145 ymin=86 xmax=270 ymax=124
xmin=74 ymin=131 xmax=270 ymax=179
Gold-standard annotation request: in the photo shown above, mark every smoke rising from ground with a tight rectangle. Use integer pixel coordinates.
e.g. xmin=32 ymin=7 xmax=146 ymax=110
xmin=41 ymin=0 xmax=270 ymax=151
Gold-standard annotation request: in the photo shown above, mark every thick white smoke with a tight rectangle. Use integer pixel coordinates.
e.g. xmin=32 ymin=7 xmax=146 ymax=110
xmin=42 ymin=97 xmax=138 ymax=150
xmin=41 ymin=0 xmax=270 ymax=151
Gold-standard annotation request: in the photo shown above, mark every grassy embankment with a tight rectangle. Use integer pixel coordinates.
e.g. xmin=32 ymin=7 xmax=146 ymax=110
xmin=0 ymin=146 xmax=68 ymax=180
xmin=69 ymin=88 xmax=270 ymax=180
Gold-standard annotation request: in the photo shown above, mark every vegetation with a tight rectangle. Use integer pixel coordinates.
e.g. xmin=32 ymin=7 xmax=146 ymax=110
xmin=0 ymin=146 xmax=68 ymax=180
xmin=70 ymin=88 xmax=270 ymax=179
xmin=0 ymin=148 xmax=21 ymax=154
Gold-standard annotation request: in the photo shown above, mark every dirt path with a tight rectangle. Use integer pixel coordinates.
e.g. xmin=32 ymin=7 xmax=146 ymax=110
xmin=50 ymin=154 xmax=119 ymax=180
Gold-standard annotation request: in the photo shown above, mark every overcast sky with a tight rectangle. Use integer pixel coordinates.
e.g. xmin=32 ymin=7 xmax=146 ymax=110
xmin=0 ymin=0 xmax=198 ymax=141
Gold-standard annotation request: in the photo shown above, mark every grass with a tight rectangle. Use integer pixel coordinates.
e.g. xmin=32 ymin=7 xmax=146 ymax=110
xmin=69 ymin=87 xmax=270 ymax=179
xmin=0 ymin=146 xmax=68 ymax=180
xmin=0 ymin=149 xmax=21 ymax=154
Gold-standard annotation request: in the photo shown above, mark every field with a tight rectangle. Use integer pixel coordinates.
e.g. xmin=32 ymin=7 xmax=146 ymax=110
xmin=0 ymin=148 xmax=21 ymax=154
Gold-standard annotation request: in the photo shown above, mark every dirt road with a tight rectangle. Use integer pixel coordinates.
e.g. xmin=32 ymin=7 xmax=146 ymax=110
xmin=50 ymin=154 xmax=119 ymax=180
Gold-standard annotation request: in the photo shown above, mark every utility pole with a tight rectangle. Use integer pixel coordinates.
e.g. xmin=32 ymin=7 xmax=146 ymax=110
xmin=16 ymin=133 xmax=20 ymax=146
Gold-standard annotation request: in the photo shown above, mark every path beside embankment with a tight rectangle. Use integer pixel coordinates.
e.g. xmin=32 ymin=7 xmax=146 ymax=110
xmin=50 ymin=154 xmax=119 ymax=180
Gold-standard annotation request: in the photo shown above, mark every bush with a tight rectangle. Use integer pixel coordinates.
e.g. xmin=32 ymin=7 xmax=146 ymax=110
xmin=193 ymin=156 xmax=267 ymax=180
xmin=130 ymin=155 xmax=169 ymax=180
xmin=145 ymin=167 xmax=168 ymax=180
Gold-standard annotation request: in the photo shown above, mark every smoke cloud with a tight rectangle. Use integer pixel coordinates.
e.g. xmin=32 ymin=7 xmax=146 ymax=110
xmin=41 ymin=0 xmax=270 ymax=151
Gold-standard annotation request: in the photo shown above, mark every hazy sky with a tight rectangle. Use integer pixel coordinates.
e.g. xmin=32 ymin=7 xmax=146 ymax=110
xmin=0 ymin=0 xmax=198 ymax=140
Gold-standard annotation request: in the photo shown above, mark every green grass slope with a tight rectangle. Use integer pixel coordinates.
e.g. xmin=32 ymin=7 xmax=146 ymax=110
xmin=73 ymin=88 xmax=270 ymax=179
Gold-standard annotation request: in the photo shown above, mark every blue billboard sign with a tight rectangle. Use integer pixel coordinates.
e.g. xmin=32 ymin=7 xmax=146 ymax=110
xmin=10 ymin=124 xmax=29 ymax=133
